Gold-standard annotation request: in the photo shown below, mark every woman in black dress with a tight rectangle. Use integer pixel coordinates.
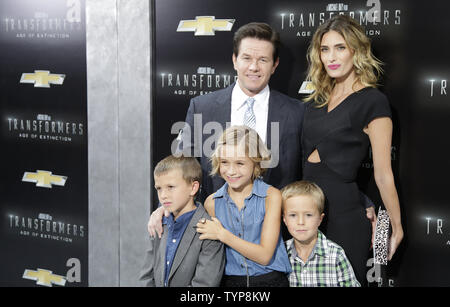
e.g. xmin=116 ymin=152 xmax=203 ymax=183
xmin=302 ymin=15 xmax=403 ymax=285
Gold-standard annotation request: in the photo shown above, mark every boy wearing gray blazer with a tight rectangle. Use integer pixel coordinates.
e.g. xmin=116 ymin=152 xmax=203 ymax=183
xmin=140 ymin=155 xmax=225 ymax=287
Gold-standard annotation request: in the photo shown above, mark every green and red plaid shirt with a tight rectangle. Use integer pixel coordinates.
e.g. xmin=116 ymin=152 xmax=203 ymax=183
xmin=286 ymin=230 xmax=360 ymax=287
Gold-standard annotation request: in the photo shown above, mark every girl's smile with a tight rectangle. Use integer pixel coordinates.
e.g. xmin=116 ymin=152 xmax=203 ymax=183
xmin=219 ymin=144 xmax=255 ymax=192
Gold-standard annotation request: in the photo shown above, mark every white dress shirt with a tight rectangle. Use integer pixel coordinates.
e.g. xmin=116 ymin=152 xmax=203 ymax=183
xmin=230 ymin=81 xmax=270 ymax=143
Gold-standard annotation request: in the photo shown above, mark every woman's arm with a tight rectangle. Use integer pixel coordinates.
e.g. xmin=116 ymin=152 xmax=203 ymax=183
xmin=197 ymin=187 xmax=282 ymax=266
xmin=366 ymin=117 xmax=404 ymax=260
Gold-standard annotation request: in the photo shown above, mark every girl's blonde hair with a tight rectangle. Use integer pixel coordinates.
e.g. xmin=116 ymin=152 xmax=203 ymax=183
xmin=210 ymin=125 xmax=271 ymax=180
xmin=304 ymin=14 xmax=384 ymax=107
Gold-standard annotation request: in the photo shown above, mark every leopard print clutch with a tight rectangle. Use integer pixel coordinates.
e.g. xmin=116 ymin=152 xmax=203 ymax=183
xmin=373 ymin=208 xmax=390 ymax=265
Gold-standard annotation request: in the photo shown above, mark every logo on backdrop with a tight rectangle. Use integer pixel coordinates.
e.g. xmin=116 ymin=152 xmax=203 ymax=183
xmin=279 ymin=1 xmax=401 ymax=38
xmin=1 ymin=0 xmax=82 ymax=40
xmin=160 ymin=66 xmax=237 ymax=97
xmin=361 ymin=146 xmax=397 ymax=169
xmin=425 ymin=216 xmax=449 ymax=246
xmin=8 ymin=212 xmax=85 ymax=244
xmin=6 ymin=113 xmax=84 ymax=143
xmin=22 ymin=258 xmax=81 ymax=287
xmin=20 ymin=70 xmax=65 ymax=88
xmin=22 ymin=170 xmax=67 ymax=188
xmin=298 ymin=81 xmax=315 ymax=95
xmin=429 ymin=79 xmax=447 ymax=98
xmin=177 ymin=16 xmax=235 ymax=36
xmin=23 ymin=268 xmax=66 ymax=287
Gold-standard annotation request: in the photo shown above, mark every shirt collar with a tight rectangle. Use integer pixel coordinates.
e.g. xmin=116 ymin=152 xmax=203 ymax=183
xmin=286 ymin=230 xmax=329 ymax=260
xmin=232 ymin=81 xmax=270 ymax=111
xmin=162 ymin=203 xmax=198 ymax=226
xmin=213 ymin=178 xmax=267 ymax=200
xmin=314 ymin=230 xmax=328 ymax=258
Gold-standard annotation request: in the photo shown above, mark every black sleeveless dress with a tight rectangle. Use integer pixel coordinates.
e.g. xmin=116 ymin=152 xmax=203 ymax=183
xmin=302 ymin=87 xmax=392 ymax=285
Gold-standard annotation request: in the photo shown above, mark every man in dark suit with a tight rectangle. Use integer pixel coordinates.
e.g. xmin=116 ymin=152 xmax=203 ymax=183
xmin=148 ymin=22 xmax=305 ymax=237
xmin=179 ymin=22 xmax=304 ymax=200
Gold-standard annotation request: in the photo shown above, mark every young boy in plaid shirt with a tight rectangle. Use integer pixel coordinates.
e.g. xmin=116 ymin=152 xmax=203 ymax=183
xmin=281 ymin=181 xmax=360 ymax=287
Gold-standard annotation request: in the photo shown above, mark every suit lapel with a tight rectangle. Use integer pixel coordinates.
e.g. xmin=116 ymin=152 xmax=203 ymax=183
xmin=168 ymin=206 xmax=205 ymax=281
xmin=265 ymin=90 xmax=286 ymax=180
xmin=214 ymin=83 xmax=234 ymax=126
xmin=158 ymin=226 xmax=168 ymax=286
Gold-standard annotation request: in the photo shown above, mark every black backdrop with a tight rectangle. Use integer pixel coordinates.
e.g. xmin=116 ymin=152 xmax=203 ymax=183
xmin=0 ymin=0 xmax=87 ymax=286
xmin=0 ymin=0 xmax=448 ymax=287
xmin=152 ymin=0 xmax=450 ymax=286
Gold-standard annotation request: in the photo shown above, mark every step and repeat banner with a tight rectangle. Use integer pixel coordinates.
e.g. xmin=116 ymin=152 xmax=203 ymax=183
xmin=0 ymin=0 xmax=88 ymax=286
xmin=0 ymin=0 xmax=448 ymax=287
xmin=152 ymin=0 xmax=450 ymax=286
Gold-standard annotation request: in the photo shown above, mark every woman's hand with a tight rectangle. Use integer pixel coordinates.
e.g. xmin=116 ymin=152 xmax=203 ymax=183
xmin=388 ymin=227 xmax=404 ymax=261
xmin=147 ymin=206 xmax=170 ymax=238
xmin=196 ymin=217 xmax=225 ymax=241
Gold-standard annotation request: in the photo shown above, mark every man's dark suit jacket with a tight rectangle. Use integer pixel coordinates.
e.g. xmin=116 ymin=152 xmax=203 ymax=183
xmin=178 ymin=83 xmax=305 ymax=202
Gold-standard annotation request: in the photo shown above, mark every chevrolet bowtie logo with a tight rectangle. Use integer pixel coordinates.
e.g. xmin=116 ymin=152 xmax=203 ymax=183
xmin=298 ymin=81 xmax=315 ymax=94
xmin=177 ymin=16 xmax=235 ymax=36
xmin=23 ymin=269 xmax=66 ymax=287
xmin=22 ymin=170 xmax=67 ymax=188
xmin=20 ymin=70 xmax=65 ymax=88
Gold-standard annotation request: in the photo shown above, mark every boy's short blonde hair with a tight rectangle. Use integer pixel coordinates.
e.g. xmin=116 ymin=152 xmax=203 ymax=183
xmin=210 ymin=125 xmax=271 ymax=180
xmin=154 ymin=155 xmax=202 ymax=194
xmin=281 ymin=180 xmax=325 ymax=214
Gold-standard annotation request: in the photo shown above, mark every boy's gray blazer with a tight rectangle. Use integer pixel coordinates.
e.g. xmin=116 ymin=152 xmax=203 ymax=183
xmin=139 ymin=204 xmax=225 ymax=287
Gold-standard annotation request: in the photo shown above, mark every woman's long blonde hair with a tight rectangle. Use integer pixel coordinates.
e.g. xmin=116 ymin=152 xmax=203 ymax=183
xmin=304 ymin=15 xmax=384 ymax=107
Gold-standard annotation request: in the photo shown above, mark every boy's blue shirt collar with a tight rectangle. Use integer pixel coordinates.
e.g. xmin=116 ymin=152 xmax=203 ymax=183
xmin=162 ymin=202 xmax=199 ymax=226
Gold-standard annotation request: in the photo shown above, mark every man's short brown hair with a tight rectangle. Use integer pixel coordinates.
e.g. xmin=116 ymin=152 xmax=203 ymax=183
xmin=233 ymin=22 xmax=281 ymax=62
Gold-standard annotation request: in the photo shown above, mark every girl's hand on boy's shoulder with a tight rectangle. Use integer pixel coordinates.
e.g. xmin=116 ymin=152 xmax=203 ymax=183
xmin=196 ymin=217 xmax=225 ymax=241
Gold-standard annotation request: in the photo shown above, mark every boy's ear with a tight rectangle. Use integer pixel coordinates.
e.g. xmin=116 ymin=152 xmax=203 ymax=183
xmin=318 ymin=213 xmax=325 ymax=225
xmin=191 ymin=181 xmax=200 ymax=196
